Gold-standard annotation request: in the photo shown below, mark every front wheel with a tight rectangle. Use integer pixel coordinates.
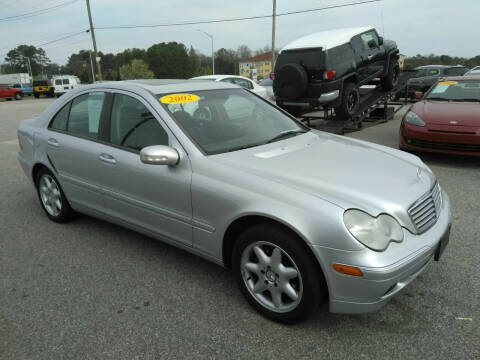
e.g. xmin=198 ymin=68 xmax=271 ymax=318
xmin=14 ymin=93 xmax=22 ymax=100
xmin=381 ymin=61 xmax=400 ymax=90
xmin=232 ymin=224 xmax=325 ymax=324
xmin=36 ymin=168 xmax=75 ymax=222
xmin=33 ymin=92 xmax=40 ymax=98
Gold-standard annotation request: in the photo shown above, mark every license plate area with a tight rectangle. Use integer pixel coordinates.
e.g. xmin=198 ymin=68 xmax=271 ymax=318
xmin=434 ymin=225 xmax=451 ymax=261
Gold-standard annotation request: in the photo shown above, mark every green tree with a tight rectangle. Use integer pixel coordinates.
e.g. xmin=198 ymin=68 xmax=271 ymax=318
xmin=214 ymin=48 xmax=238 ymax=74
xmin=146 ymin=42 xmax=191 ymax=78
xmin=119 ymin=59 xmax=154 ymax=80
xmin=64 ymin=50 xmax=94 ymax=83
xmin=4 ymin=45 xmax=50 ymax=75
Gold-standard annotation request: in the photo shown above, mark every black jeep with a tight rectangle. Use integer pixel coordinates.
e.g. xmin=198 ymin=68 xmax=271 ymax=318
xmin=273 ymin=27 xmax=400 ymax=117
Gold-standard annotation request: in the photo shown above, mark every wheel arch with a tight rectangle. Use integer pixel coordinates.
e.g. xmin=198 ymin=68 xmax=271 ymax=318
xmin=222 ymin=214 xmax=329 ymax=299
xmin=32 ymin=162 xmax=54 ymax=184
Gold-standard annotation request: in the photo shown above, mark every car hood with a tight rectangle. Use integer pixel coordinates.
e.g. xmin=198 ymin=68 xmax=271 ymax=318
xmin=211 ymin=130 xmax=434 ymax=229
xmin=413 ymin=101 xmax=480 ymax=126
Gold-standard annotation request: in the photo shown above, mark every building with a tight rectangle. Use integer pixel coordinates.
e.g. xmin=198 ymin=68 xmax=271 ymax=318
xmin=239 ymin=52 xmax=277 ymax=80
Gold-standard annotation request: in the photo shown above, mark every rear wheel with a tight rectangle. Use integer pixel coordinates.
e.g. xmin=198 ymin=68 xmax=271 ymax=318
xmin=36 ymin=168 xmax=75 ymax=222
xmin=233 ymin=224 xmax=325 ymax=324
xmin=34 ymin=92 xmax=39 ymax=98
xmin=14 ymin=92 xmax=22 ymax=100
xmin=335 ymin=82 xmax=360 ymax=117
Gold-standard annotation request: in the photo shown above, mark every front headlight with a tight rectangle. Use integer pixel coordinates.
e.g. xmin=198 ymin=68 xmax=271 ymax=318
xmin=343 ymin=210 xmax=404 ymax=251
xmin=404 ymin=111 xmax=426 ymax=126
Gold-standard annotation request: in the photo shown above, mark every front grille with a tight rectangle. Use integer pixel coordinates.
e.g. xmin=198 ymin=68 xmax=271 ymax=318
xmin=407 ymin=138 xmax=480 ymax=152
xmin=408 ymin=183 xmax=442 ymax=233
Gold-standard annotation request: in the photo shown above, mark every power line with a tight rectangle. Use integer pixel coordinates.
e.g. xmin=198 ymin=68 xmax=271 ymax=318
xmin=0 ymin=0 xmax=80 ymax=22
xmin=95 ymin=0 xmax=381 ymax=30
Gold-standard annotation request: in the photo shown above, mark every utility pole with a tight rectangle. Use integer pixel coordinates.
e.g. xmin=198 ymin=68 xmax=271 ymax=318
xmin=271 ymin=0 xmax=276 ymax=70
xmin=197 ymin=29 xmax=214 ymax=75
xmin=86 ymin=0 xmax=102 ymax=81
xmin=89 ymin=50 xmax=95 ymax=83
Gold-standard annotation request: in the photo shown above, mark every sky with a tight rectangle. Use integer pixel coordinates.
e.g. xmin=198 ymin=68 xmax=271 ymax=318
xmin=1 ymin=0 xmax=479 ymax=65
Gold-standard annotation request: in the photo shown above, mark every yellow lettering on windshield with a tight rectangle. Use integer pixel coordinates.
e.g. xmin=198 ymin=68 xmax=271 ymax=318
xmin=438 ymin=81 xmax=458 ymax=86
xmin=160 ymin=93 xmax=199 ymax=104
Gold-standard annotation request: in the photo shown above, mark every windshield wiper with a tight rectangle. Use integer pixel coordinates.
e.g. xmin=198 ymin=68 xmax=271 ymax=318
xmin=266 ymin=129 xmax=308 ymax=144
xmin=452 ymin=98 xmax=480 ymax=102
xmin=224 ymin=144 xmax=261 ymax=153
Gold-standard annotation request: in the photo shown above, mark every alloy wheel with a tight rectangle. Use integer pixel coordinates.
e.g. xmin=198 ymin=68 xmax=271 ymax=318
xmin=39 ymin=174 xmax=62 ymax=217
xmin=240 ymin=241 xmax=303 ymax=313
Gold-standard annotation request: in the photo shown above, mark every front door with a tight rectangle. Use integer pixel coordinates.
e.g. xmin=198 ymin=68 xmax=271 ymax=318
xmin=359 ymin=30 xmax=385 ymax=77
xmin=98 ymin=92 xmax=193 ymax=246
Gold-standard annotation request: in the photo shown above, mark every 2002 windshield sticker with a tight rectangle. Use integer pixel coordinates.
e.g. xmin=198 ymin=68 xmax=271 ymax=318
xmin=160 ymin=93 xmax=200 ymax=104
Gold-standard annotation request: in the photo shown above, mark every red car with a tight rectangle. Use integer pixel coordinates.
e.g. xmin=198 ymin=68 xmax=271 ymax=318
xmin=0 ymin=84 xmax=23 ymax=100
xmin=400 ymin=76 xmax=480 ymax=156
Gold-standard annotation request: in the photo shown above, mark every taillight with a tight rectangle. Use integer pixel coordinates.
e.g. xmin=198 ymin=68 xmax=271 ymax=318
xmin=269 ymin=72 xmax=275 ymax=80
xmin=323 ymin=70 xmax=337 ymax=80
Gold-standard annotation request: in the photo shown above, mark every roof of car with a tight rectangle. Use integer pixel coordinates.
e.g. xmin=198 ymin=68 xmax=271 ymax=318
xmin=444 ymin=75 xmax=480 ymax=81
xmin=415 ymin=65 xmax=466 ymax=69
xmin=85 ymin=79 xmax=238 ymax=93
xmin=190 ymin=75 xmax=252 ymax=81
xmin=280 ymin=27 xmax=374 ymax=52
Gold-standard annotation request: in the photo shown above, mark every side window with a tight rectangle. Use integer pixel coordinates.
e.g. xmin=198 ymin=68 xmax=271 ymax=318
xmin=427 ymin=69 xmax=439 ymax=76
xmin=360 ymin=31 xmax=379 ymax=49
xmin=55 ymin=79 xmax=62 ymax=85
xmin=109 ymin=94 xmax=168 ymax=151
xmin=68 ymin=92 xmax=106 ymax=139
xmin=49 ymin=103 xmax=70 ymax=131
xmin=232 ymin=78 xmax=253 ymax=89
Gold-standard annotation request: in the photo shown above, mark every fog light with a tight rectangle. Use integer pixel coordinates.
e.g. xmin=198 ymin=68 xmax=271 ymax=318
xmin=332 ymin=264 xmax=363 ymax=277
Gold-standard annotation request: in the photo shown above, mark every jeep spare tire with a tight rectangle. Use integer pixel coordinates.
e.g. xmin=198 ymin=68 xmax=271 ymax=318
xmin=276 ymin=63 xmax=308 ymax=100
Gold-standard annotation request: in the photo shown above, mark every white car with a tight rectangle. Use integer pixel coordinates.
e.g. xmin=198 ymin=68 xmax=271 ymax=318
xmin=53 ymin=75 xmax=81 ymax=97
xmin=191 ymin=75 xmax=268 ymax=99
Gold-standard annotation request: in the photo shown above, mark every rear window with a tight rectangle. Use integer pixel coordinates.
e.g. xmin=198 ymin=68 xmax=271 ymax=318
xmin=326 ymin=44 xmax=353 ymax=67
xmin=33 ymin=80 xmax=49 ymax=86
xmin=276 ymin=48 xmax=326 ymax=70
xmin=444 ymin=67 xmax=468 ymax=76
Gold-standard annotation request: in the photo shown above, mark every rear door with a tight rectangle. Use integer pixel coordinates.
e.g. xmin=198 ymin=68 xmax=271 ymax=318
xmin=97 ymin=91 xmax=193 ymax=246
xmin=45 ymin=91 xmax=109 ymax=212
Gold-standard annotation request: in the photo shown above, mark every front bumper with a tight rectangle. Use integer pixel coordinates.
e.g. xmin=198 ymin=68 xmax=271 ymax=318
xmin=312 ymin=189 xmax=452 ymax=314
xmin=400 ymin=121 xmax=480 ymax=156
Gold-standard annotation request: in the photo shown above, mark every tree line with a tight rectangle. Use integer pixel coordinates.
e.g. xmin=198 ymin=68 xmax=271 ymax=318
xmin=2 ymin=43 xmax=480 ymax=83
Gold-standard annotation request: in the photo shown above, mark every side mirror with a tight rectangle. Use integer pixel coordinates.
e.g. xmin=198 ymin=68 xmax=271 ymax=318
xmin=378 ymin=36 xmax=384 ymax=46
xmin=414 ymin=91 xmax=424 ymax=100
xmin=140 ymin=145 xmax=179 ymax=166
xmin=368 ymin=39 xmax=377 ymax=49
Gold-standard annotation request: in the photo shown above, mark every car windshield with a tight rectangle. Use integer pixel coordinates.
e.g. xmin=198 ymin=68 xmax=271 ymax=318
xmin=426 ymin=80 xmax=480 ymax=102
xmin=158 ymin=88 xmax=308 ymax=155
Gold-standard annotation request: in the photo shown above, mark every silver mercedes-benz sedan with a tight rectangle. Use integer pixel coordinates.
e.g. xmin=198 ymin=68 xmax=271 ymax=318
xmin=17 ymin=79 xmax=452 ymax=324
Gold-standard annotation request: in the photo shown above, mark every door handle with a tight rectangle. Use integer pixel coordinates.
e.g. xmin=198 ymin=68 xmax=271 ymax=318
xmin=47 ymin=138 xmax=59 ymax=148
xmin=99 ymin=153 xmax=117 ymax=164
xmin=367 ymin=54 xmax=374 ymax=60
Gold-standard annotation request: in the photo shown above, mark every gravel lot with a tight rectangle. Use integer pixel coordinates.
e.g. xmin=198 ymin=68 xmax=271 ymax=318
xmin=1 ymin=97 xmax=479 ymax=360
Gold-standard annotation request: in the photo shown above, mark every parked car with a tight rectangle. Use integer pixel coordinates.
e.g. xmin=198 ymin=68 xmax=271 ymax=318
xmin=33 ymin=80 xmax=54 ymax=98
xmin=464 ymin=66 xmax=480 ymax=76
xmin=258 ymin=77 xmax=275 ymax=102
xmin=18 ymin=80 xmax=451 ymax=324
xmin=273 ymin=27 xmax=400 ymax=116
xmin=0 ymin=84 xmax=23 ymax=100
xmin=191 ymin=75 xmax=268 ymax=99
xmin=53 ymin=75 xmax=81 ymax=97
xmin=400 ymin=76 xmax=480 ymax=156
xmin=12 ymin=83 xmax=33 ymax=96
xmin=407 ymin=65 xmax=468 ymax=94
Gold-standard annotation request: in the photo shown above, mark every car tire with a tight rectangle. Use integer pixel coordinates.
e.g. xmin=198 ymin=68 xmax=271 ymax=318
xmin=276 ymin=63 xmax=308 ymax=100
xmin=381 ymin=60 xmax=400 ymax=90
xmin=335 ymin=82 xmax=360 ymax=117
xmin=34 ymin=92 xmax=39 ymax=98
xmin=35 ymin=168 xmax=75 ymax=223
xmin=232 ymin=224 xmax=325 ymax=324
xmin=14 ymin=93 xmax=22 ymax=100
